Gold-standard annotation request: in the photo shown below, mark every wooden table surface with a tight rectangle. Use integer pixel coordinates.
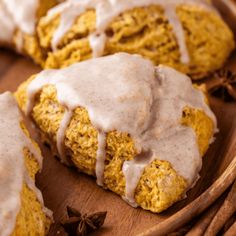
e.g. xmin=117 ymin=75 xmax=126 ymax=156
xmin=0 ymin=49 xmax=236 ymax=236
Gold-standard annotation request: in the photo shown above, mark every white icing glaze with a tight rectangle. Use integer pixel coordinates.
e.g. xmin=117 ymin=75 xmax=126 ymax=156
xmin=24 ymin=174 xmax=53 ymax=219
xmin=0 ymin=0 xmax=40 ymax=49
xmin=0 ymin=1 xmax=15 ymax=43
xmin=56 ymin=110 xmax=73 ymax=164
xmin=123 ymin=127 xmax=200 ymax=205
xmin=96 ymin=131 xmax=107 ymax=186
xmin=2 ymin=0 xmax=39 ymax=35
xmin=0 ymin=92 xmax=51 ymax=236
xmin=25 ymin=53 xmax=217 ymax=207
xmin=14 ymin=31 xmax=25 ymax=53
xmin=47 ymin=0 xmax=216 ymax=63
xmin=89 ymin=33 xmax=107 ymax=58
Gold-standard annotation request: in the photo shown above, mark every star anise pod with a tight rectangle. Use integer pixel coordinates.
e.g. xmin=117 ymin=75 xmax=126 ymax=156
xmin=206 ymin=69 xmax=236 ymax=102
xmin=61 ymin=206 xmax=107 ymax=236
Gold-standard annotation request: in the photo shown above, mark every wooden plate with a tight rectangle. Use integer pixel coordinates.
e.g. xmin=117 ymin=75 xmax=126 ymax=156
xmin=0 ymin=49 xmax=235 ymax=236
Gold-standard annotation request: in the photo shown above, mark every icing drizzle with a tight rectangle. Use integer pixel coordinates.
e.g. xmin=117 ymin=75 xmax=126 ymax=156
xmin=0 ymin=92 xmax=51 ymax=236
xmin=46 ymin=0 xmax=216 ymax=64
xmin=0 ymin=0 xmax=39 ymax=48
xmin=2 ymin=0 xmax=39 ymax=35
xmin=25 ymin=53 xmax=217 ymax=206
xmin=0 ymin=1 xmax=15 ymax=44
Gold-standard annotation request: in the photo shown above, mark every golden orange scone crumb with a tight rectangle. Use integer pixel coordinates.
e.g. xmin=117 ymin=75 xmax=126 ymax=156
xmin=37 ymin=4 xmax=234 ymax=79
xmin=12 ymin=119 xmax=51 ymax=236
xmin=15 ymin=80 xmax=214 ymax=213
xmin=12 ymin=184 xmax=51 ymax=236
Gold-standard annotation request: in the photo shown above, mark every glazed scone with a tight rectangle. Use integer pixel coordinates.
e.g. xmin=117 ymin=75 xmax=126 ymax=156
xmin=0 ymin=92 xmax=52 ymax=236
xmin=37 ymin=0 xmax=234 ymax=79
xmin=0 ymin=0 xmax=60 ymax=65
xmin=15 ymin=53 xmax=217 ymax=213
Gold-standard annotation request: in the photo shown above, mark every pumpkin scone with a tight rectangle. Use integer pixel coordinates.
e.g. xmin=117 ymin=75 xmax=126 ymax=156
xmin=0 ymin=92 xmax=52 ymax=236
xmin=37 ymin=0 xmax=234 ymax=79
xmin=15 ymin=53 xmax=217 ymax=213
xmin=0 ymin=0 xmax=61 ymax=65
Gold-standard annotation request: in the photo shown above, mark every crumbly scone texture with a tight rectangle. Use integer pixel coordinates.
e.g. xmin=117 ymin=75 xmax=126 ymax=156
xmin=15 ymin=78 xmax=214 ymax=213
xmin=10 ymin=123 xmax=51 ymax=236
xmin=37 ymin=4 xmax=234 ymax=79
xmin=14 ymin=32 xmax=46 ymax=66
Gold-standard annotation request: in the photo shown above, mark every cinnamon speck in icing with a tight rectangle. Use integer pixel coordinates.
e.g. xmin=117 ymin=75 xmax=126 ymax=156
xmin=46 ymin=0 xmax=217 ymax=64
xmin=25 ymin=53 xmax=217 ymax=206
xmin=0 ymin=92 xmax=51 ymax=236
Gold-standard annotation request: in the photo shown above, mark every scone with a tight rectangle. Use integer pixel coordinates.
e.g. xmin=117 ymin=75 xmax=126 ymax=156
xmin=37 ymin=0 xmax=234 ymax=79
xmin=15 ymin=53 xmax=217 ymax=213
xmin=0 ymin=0 xmax=60 ymax=65
xmin=0 ymin=92 xmax=52 ymax=236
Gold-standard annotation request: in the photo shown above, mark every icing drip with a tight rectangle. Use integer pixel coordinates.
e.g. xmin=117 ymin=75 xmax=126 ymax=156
xmin=47 ymin=0 xmax=216 ymax=64
xmin=51 ymin=5 xmax=86 ymax=51
xmin=24 ymin=174 xmax=53 ymax=219
xmin=123 ymin=127 xmax=200 ymax=205
xmin=89 ymin=33 xmax=107 ymax=58
xmin=56 ymin=110 xmax=73 ymax=165
xmin=96 ymin=131 xmax=107 ymax=186
xmin=25 ymin=53 xmax=217 ymax=206
xmin=164 ymin=5 xmax=190 ymax=63
xmin=0 ymin=92 xmax=51 ymax=236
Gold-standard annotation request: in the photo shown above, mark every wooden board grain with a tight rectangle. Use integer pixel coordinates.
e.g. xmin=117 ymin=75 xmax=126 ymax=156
xmin=0 ymin=48 xmax=235 ymax=236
